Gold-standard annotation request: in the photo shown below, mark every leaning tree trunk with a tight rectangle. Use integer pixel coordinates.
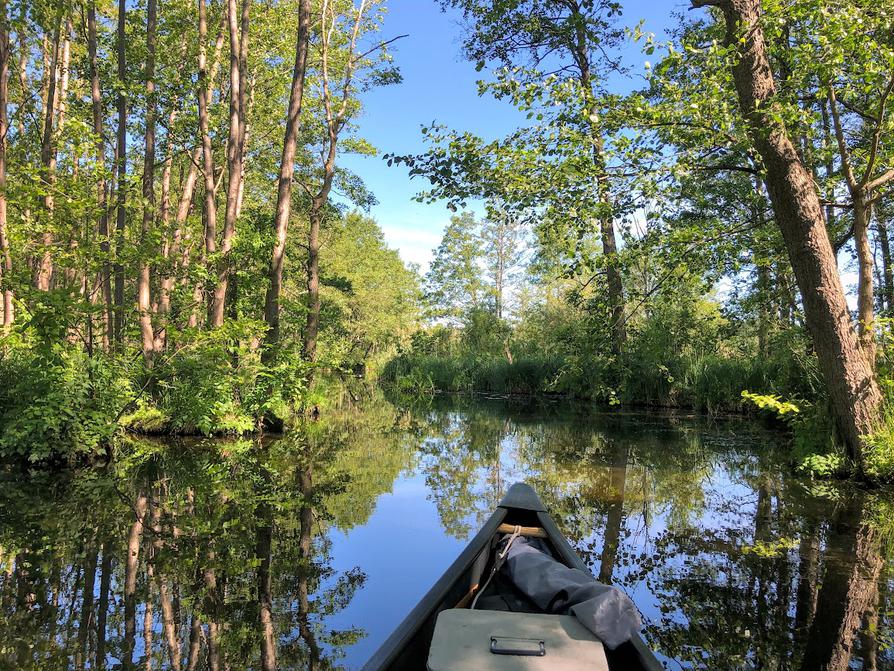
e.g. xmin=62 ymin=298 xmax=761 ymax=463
xmin=695 ymin=0 xmax=882 ymax=468
xmin=262 ymin=0 xmax=311 ymax=358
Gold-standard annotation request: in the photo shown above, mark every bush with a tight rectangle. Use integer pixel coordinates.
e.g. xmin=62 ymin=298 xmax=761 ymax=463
xmin=0 ymin=339 xmax=133 ymax=463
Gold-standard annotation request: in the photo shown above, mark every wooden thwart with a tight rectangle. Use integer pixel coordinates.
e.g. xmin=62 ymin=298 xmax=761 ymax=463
xmin=496 ymin=524 xmax=548 ymax=539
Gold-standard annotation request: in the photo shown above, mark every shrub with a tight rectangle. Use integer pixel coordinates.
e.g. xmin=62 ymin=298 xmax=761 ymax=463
xmin=0 ymin=339 xmax=133 ymax=463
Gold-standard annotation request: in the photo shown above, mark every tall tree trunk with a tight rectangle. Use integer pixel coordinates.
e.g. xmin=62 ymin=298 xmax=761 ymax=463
xmin=113 ymin=0 xmax=127 ymax=343
xmin=0 ymin=0 xmax=10 ymax=326
xmin=88 ymin=0 xmax=112 ymax=349
xmin=197 ymin=0 xmax=217 ymax=321
xmin=262 ymin=0 xmax=311 ymax=358
xmin=158 ymin=149 xmax=200 ymax=346
xmin=694 ymin=0 xmax=882 ymax=467
xmin=210 ymin=0 xmax=250 ymax=327
xmin=124 ymin=493 xmax=148 ymax=671
xmin=34 ymin=6 xmax=63 ymax=292
xmin=138 ymin=0 xmax=158 ymax=359
xmin=572 ymin=17 xmax=625 ymax=352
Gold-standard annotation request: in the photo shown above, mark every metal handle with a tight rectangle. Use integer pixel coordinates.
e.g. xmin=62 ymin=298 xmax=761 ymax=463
xmin=490 ymin=636 xmax=546 ymax=656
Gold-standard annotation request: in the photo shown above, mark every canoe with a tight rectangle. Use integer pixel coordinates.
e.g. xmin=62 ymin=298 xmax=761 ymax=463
xmin=361 ymin=482 xmax=663 ymax=671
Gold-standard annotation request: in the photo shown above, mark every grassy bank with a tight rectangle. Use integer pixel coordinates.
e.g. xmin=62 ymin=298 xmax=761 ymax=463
xmin=381 ymin=351 xmax=815 ymax=414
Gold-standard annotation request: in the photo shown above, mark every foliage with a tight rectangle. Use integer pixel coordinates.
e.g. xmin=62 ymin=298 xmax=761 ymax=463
xmin=0 ymin=337 xmax=132 ymax=463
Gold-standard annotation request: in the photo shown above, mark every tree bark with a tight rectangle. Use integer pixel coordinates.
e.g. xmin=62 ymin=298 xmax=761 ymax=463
xmin=262 ymin=0 xmax=311 ymax=358
xmin=878 ymin=216 xmax=893 ymax=315
xmin=305 ymin=204 xmax=322 ymax=363
xmin=138 ymin=0 xmax=158 ymax=359
xmin=210 ymin=0 xmax=250 ymax=327
xmin=87 ymin=0 xmax=112 ymax=349
xmin=695 ymin=0 xmax=882 ymax=467
xmin=34 ymin=6 xmax=63 ymax=292
xmin=571 ymin=16 xmax=625 ymax=352
xmin=0 ymin=0 xmax=11 ymax=326
xmin=197 ymin=0 xmax=218 ymax=319
xmin=113 ymin=0 xmax=127 ymax=343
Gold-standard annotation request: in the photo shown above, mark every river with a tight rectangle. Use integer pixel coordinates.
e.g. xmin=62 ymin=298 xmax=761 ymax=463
xmin=0 ymin=395 xmax=891 ymax=669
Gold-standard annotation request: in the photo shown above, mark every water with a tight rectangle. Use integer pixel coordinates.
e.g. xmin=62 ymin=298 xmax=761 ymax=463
xmin=1 ymin=395 xmax=892 ymax=670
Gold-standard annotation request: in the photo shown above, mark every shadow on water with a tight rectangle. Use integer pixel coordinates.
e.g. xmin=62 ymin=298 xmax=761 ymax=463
xmin=0 ymin=393 xmax=892 ymax=669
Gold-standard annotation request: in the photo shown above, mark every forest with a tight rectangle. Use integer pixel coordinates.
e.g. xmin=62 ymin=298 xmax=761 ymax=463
xmin=1 ymin=1 xmax=894 ymax=670
xmin=0 ymin=0 xmax=893 ymax=484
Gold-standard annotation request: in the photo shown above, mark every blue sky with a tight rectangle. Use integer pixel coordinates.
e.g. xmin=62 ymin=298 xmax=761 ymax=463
xmin=339 ymin=0 xmax=688 ymax=271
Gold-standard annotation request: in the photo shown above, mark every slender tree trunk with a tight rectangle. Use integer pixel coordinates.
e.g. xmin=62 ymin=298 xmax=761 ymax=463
xmin=695 ymin=0 xmax=882 ymax=467
xmin=262 ymin=0 xmax=311 ymax=358
xmin=87 ymin=0 xmax=112 ymax=349
xmin=572 ymin=20 xmax=625 ymax=352
xmin=877 ymin=217 xmax=893 ymax=316
xmin=34 ymin=6 xmax=63 ymax=291
xmin=184 ymin=613 xmax=202 ymax=671
xmin=197 ymin=0 xmax=217 ymax=319
xmin=158 ymin=150 xmax=200 ymax=346
xmin=113 ymin=0 xmax=127 ymax=343
xmin=138 ymin=0 xmax=158 ymax=359
xmin=853 ymin=192 xmax=876 ymax=362
xmin=305 ymin=205 xmax=322 ymax=363
xmin=210 ymin=0 xmax=250 ymax=327
xmin=0 ymin=0 xmax=11 ymax=326
xmin=124 ymin=493 xmax=148 ymax=671
xmin=154 ymin=128 xmax=175 ymax=348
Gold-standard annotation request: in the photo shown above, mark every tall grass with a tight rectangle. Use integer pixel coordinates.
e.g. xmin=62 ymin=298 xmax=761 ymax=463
xmin=381 ymin=350 xmax=814 ymax=413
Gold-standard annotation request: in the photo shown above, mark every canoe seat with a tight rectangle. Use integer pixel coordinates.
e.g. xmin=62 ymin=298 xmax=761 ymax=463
xmin=427 ymin=608 xmax=609 ymax=671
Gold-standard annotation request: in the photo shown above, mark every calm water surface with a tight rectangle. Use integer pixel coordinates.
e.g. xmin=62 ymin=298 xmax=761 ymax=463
xmin=1 ymin=395 xmax=892 ymax=669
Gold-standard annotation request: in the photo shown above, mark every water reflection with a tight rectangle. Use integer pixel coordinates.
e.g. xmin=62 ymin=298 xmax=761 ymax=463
xmin=0 ymin=395 xmax=892 ymax=670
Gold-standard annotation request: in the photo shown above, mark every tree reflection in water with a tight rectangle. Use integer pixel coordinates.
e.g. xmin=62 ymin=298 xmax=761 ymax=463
xmin=0 ymin=398 xmax=413 ymax=670
xmin=0 ymin=395 xmax=892 ymax=670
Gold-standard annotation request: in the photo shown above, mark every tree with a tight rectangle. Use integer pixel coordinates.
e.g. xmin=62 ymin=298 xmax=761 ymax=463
xmin=689 ymin=0 xmax=882 ymax=469
xmin=262 ymin=0 xmax=311 ymax=358
xmin=424 ymin=211 xmax=485 ymax=323
xmin=0 ymin=0 xmax=9 ymax=327
xmin=481 ymin=203 xmax=525 ymax=319
xmin=437 ymin=0 xmax=629 ymax=351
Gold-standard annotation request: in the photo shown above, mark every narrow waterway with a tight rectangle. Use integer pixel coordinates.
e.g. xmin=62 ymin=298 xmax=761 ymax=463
xmin=1 ymin=395 xmax=891 ymax=669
